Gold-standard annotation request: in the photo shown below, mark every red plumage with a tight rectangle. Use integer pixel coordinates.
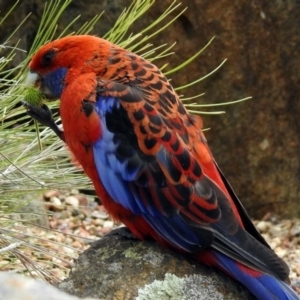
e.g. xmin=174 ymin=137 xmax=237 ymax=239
xmin=24 ymin=35 xmax=298 ymax=299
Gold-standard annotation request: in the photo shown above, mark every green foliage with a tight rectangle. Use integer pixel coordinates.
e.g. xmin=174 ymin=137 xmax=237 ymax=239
xmin=24 ymin=87 xmax=44 ymax=106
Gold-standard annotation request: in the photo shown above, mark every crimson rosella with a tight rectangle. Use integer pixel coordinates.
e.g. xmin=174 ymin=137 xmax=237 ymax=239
xmin=22 ymin=35 xmax=299 ymax=300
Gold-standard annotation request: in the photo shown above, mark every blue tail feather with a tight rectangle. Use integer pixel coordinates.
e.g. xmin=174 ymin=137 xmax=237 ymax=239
xmin=213 ymin=251 xmax=299 ymax=300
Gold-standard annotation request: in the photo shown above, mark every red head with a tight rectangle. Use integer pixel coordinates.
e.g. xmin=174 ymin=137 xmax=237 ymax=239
xmin=27 ymin=35 xmax=120 ymax=99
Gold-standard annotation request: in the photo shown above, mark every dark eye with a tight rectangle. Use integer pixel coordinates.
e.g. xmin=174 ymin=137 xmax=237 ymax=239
xmin=41 ymin=49 xmax=55 ymax=67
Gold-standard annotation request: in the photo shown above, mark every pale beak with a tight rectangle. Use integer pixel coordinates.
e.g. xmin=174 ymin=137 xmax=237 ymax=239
xmin=25 ymin=71 xmax=41 ymax=87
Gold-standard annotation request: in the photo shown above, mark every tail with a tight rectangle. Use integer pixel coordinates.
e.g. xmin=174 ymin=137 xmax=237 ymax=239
xmin=196 ymin=250 xmax=299 ymax=300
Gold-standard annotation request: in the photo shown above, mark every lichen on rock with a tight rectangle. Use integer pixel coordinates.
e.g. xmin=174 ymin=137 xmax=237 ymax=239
xmin=136 ymin=273 xmax=185 ymax=300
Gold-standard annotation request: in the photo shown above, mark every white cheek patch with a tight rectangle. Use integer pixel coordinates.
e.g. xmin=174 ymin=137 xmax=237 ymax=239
xmin=25 ymin=71 xmax=39 ymax=87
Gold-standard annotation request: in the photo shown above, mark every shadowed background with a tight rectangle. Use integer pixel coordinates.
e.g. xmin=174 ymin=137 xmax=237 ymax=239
xmin=1 ymin=0 xmax=299 ymax=218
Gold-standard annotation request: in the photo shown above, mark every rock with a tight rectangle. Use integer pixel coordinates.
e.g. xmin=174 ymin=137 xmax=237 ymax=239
xmin=91 ymin=210 xmax=109 ymax=220
xmin=256 ymin=221 xmax=270 ymax=232
xmin=59 ymin=228 xmax=254 ymax=299
xmin=102 ymin=220 xmax=114 ymax=228
xmin=65 ymin=196 xmax=80 ymax=208
xmin=73 ymin=194 xmax=89 ymax=206
xmin=275 ymin=248 xmax=287 ymax=258
xmin=0 ymin=272 xmax=97 ymax=300
xmin=50 ymin=196 xmax=65 ymax=212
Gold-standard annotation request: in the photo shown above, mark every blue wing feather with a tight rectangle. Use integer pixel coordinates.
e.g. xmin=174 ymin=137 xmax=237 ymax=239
xmin=143 ymin=214 xmax=202 ymax=252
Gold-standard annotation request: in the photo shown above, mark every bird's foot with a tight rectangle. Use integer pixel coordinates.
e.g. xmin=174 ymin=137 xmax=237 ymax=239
xmin=22 ymin=101 xmax=65 ymax=142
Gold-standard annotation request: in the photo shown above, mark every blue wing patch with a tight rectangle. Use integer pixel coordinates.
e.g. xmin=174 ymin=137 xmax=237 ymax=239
xmin=92 ymin=95 xmax=207 ymax=252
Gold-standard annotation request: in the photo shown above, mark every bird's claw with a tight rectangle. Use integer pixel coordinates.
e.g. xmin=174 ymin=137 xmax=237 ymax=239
xmin=22 ymin=100 xmax=65 ymax=142
xmin=22 ymin=101 xmax=54 ymax=127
